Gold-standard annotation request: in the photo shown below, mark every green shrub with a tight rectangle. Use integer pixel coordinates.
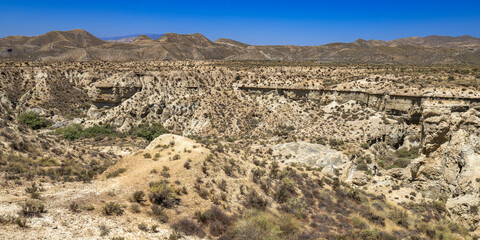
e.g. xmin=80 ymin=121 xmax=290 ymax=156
xmin=54 ymin=124 xmax=84 ymax=140
xmin=129 ymin=123 xmax=168 ymax=142
xmin=69 ymin=201 xmax=81 ymax=213
xmin=390 ymin=208 xmax=409 ymax=228
xmin=133 ymin=190 xmax=145 ymax=203
xmin=138 ymin=223 xmax=148 ymax=231
xmin=54 ymin=124 xmax=117 ymax=141
xmin=102 ymin=202 xmax=124 ymax=216
xmin=244 ymin=189 xmax=268 ymax=210
xmin=274 ymin=177 xmax=296 ymax=203
xmin=432 ymin=200 xmax=446 ymax=213
xmin=149 ymin=180 xmax=178 ymax=207
xmin=130 ymin=203 xmax=141 ymax=213
xmin=15 ymin=217 xmax=27 ymax=228
xmin=18 ymin=112 xmax=48 ymax=130
xmin=98 ymin=224 xmax=110 ymax=236
xmin=82 ymin=125 xmax=115 ymax=138
xmin=25 ymin=183 xmax=41 ymax=199
xmin=38 ymin=157 xmax=59 ymax=166
xmin=387 ymin=158 xmax=411 ymax=169
xmin=329 ymin=138 xmax=344 ymax=147
xmin=151 ymin=205 xmax=169 ymax=223
xmin=357 ymin=163 xmax=369 ymax=172
xmin=396 ymin=148 xmax=412 ymax=158
xmin=276 ymin=213 xmax=301 ymax=239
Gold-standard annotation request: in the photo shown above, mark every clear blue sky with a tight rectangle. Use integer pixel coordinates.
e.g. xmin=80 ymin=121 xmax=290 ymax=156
xmin=1 ymin=0 xmax=480 ymax=45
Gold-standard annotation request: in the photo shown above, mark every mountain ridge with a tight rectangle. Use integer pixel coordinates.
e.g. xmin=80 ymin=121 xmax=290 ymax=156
xmin=1 ymin=29 xmax=480 ymax=63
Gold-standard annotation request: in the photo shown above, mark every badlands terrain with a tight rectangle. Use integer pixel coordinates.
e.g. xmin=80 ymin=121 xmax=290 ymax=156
xmin=0 ymin=59 xmax=480 ymax=239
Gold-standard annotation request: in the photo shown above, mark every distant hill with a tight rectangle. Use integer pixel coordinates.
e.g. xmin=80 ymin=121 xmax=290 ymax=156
xmin=1 ymin=29 xmax=479 ymax=64
xmin=102 ymin=33 xmax=163 ymax=43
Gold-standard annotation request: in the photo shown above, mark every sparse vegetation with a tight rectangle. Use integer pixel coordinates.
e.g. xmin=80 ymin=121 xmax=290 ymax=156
xmin=69 ymin=201 xmax=81 ymax=213
xmin=2 ymin=62 xmax=480 ymax=239
xmin=133 ymin=190 xmax=146 ymax=203
xmin=102 ymin=202 xmax=124 ymax=216
xmin=129 ymin=123 xmax=168 ymax=142
xmin=106 ymin=168 xmax=126 ymax=179
xmin=18 ymin=112 xmax=49 ymax=130
xmin=54 ymin=124 xmax=116 ymax=141
xmin=233 ymin=210 xmax=299 ymax=240
xmin=20 ymin=199 xmax=45 ymax=217
xmin=149 ymin=180 xmax=178 ymax=207
xmin=172 ymin=218 xmax=205 ymax=237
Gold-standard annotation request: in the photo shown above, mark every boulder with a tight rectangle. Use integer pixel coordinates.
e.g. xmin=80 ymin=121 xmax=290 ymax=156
xmin=272 ymin=141 xmax=348 ymax=169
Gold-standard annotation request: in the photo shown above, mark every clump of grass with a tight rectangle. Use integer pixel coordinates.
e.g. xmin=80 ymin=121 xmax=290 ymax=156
xmin=102 ymin=202 xmax=124 ymax=216
xmin=98 ymin=224 xmax=110 ymax=236
xmin=25 ymin=183 xmax=41 ymax=199
xmin=130 ymin=203 xmax=141 ymax=213
xmin=138 ymin=223 xmax=148 ymax=231
xmin=69 ymin=201 xmax=81 ymax=213
xmin=151 ymin=205 xmax=169 ymax=223
xmin=15 ymin=217 xmax=27 ymax=228
xmin=20 ymin=199 xmax=45 ymax=217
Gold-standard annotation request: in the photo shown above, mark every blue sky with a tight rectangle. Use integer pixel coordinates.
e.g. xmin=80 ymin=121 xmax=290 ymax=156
xmin=1 ymin=0 xmax=480 ymax=45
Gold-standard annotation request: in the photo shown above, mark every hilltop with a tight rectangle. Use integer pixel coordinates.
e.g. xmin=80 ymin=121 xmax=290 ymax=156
xmin=1 ymin=29 xmax=480 ymax=63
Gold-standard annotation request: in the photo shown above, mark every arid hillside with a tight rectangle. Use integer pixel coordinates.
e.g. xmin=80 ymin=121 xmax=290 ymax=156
xmin=1 ymin=61 xmax=480 ymax=239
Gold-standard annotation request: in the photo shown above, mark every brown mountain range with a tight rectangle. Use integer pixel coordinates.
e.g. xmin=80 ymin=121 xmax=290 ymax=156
xmin=1 ymin=29 xmax=479 ymax=64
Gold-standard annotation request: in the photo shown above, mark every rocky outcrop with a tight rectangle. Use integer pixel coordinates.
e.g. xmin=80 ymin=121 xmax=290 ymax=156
xmin=392 ymin=106 xmax=480 ymax=229
xmin=92 ymin=81 xmax=142 ymax=108
xmin=239 ymin=86 xmax=480 ymax=125
xmin=272 ymin=142 xmax=348 ymax=167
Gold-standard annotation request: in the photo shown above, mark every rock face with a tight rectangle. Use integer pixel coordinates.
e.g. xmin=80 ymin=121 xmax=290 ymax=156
xmin=91 ymin=73 xmax=142 ymax=108
xmin=421 ymin=102 xmax=455 ymax=155
xmin=272 ymin=142 xmax=348 ymax=171
xmin=394 ymin=105 xmax=480 ymax=228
